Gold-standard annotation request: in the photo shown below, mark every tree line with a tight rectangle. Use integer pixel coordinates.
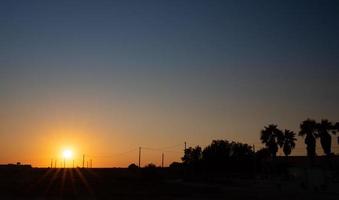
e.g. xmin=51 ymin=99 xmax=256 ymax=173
xmin=261 ymin=119 xmax=339 ymax=158
xmin=179 ymin=119 xmax=338 ymax=171
xmin=181 ymin=140 xmax=254 ymax=171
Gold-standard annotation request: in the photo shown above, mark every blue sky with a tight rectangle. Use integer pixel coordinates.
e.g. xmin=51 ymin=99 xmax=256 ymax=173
xmin=1 ymin=0 xmax=339 ymax=166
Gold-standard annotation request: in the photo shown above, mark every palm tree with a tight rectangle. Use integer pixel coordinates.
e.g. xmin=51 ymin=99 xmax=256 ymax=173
xmin=282 ymin=129 xmax=297 ymax=156
xmin=260 ymin=124 xmax=284 ymax=157
xmin=299 ymin=119 xmax=317 ymax=158
xmin=335 ymin=122 xmax=339 ymax=131
xmin=317 ymin=119 xmax=336 ymax=156
xmin=335 ymin=122 xmax=339 ymax=145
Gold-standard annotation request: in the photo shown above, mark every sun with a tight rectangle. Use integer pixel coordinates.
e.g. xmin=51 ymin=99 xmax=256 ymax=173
xmin=62 ymin=149 xmax=73 ymax=159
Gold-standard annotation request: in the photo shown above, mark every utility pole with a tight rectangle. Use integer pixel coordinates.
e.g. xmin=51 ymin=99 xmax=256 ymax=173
xmin=55 ymin=160 xmax=57 ymax=168
xmin=87 ymin=161 xmax=89 ymax=168
xmin=82 ymin=154 xmax=85 ymax=168
xmin=51 ymin=159 xmax=53 ymax=168
xmin=253 ymin=144 xmax=256 ymax=177
xmin=184 ymin=142 xmax=187 ymax=151
xmin=161 ymin=153 xmax=164 ymax=168
xmin=90 ymin=159 xmax=92 ymax=168
xmin=64 ymin=158 xmax=66 ymax=168
xmin=138 ymin=147 xmax=141 ymax=168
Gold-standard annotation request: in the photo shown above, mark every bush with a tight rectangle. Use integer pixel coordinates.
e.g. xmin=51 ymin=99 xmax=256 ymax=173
xmin=144 ymin=163 xmax=157 ymax=168
xmin=128 ymin=163 xmax=138 ymax=169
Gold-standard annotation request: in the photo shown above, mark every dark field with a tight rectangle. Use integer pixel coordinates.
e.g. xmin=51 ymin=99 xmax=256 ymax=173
xmin=1 ymin=167 xmax=339 ymax=200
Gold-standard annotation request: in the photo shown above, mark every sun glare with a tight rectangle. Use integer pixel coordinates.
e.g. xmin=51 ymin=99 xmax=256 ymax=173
xmin=62 ymin=149 xmax=73 ymax=159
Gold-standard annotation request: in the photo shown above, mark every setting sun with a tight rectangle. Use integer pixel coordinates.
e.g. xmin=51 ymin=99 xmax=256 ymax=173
xmin=62 ymin=149 xmax=73 ymax=159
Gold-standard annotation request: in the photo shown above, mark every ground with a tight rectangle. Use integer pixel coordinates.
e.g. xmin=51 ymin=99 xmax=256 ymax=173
xmin=0 ymin=167 xmax=338 ymax=199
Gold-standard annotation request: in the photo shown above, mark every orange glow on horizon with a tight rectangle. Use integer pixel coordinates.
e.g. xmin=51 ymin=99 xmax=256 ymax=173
xmin=0 ymin=125 xmax=183 ymax=168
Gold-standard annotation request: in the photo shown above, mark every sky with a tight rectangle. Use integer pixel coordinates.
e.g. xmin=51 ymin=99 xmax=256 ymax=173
xmin=1 ymin=0 xmax=339 ymax=167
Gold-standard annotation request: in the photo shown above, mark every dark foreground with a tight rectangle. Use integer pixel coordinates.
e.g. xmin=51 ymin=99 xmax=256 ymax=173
xmin=1 ymin=167 xmax=339 ymax=200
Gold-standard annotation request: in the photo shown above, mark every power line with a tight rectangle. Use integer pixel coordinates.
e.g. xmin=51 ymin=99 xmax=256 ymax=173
xmin=140 ymin=143 xmax=182 ymax=151
xmin=86 ymin=148 xmax=138 ymax=158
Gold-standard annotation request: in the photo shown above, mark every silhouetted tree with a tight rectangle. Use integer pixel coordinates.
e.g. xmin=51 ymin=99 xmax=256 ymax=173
xmin=128 ymin=163 xmax=138 ymax=169
xmin=228 ymin=142 xmax=255 ymax=171
xmin=169 ymin=162 xmax=182 ymax=169
xmin=255 ymin=148 xmax=271 ymax=173
xmin=282 ymin=129 xmax=297 ymax=156
xmin=202 ymin=140 xmax=231 ymax=168
xmin=255 ymin=148 xmax=271 ymax=160
xmin=260 ymin=124 xmax=284 ymax=157
xmin=317 ymin=119 xmax=337 ymax=156
xmin=299 ymin=119 xmax=317 ymax=158
xmin=144 ymin=163 xmax=157 ymax=168
xmin=201 ymin=140 xmax=254 ymax=171
xmin=336 ymin=122 xmax=339 ymax=144
xmin=182 ymin=140 xmax=254 ymax=172
xmin=181 ymin=146 xmax=202 ymax=167
xmin=335 ymin=122 xmax=339 ymax=131
xmin=230 ymin=142 xmax=254 ymax=158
